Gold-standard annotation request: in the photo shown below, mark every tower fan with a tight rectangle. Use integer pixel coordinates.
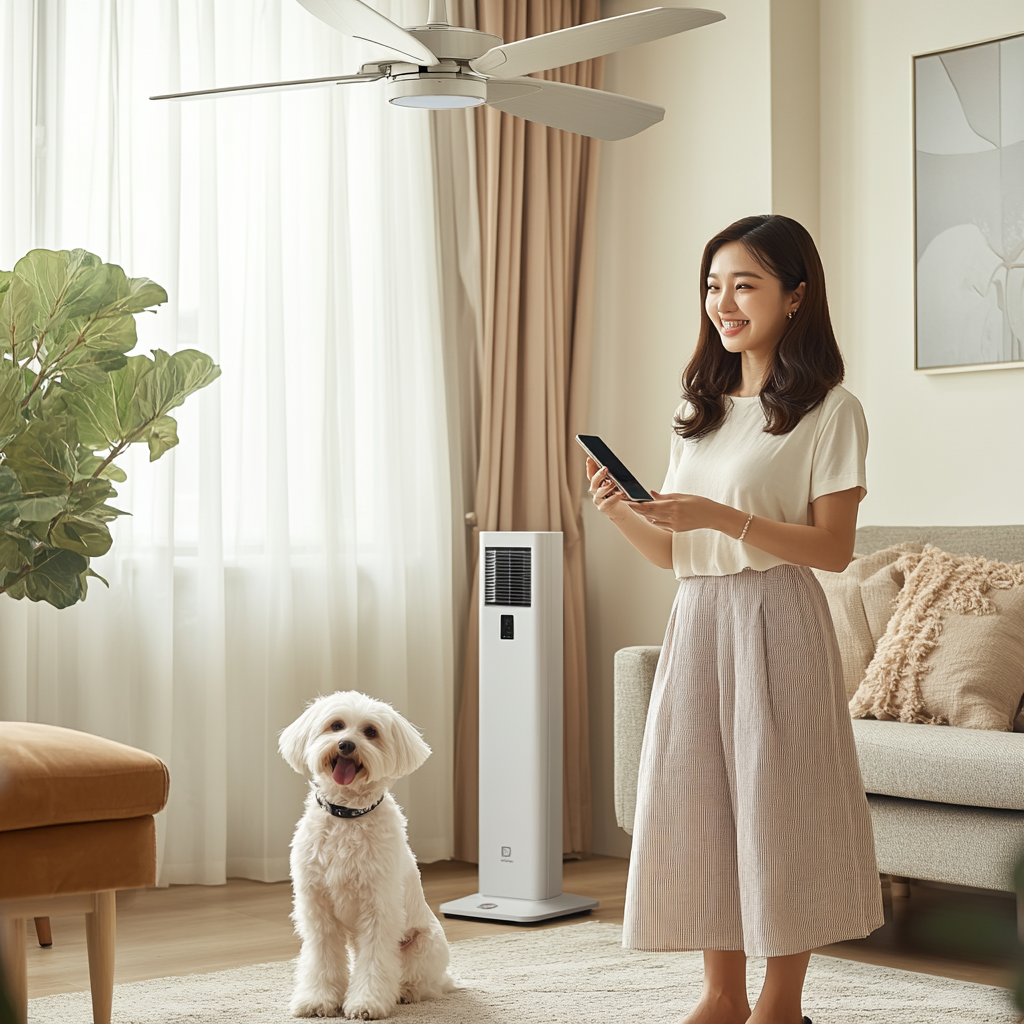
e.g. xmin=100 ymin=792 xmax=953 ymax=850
xmin=440 ymin=532 xmax=598 ymax=923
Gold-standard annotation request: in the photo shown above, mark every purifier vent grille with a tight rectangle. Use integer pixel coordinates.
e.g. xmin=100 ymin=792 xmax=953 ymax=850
xmin=484 ymin=547 xmax=532 ymax=607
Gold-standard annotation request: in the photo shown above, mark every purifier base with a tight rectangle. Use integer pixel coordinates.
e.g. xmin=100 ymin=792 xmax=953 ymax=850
xmin=439 ymin=891 xmax=598 ymax=924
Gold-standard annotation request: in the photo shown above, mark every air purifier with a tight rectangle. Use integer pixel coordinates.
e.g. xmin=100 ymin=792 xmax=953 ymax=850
xmin=440 ymin=531 xmax=598 ymax=924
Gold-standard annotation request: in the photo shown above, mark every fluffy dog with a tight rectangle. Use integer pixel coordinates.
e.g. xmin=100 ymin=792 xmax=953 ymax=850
xmin=279 ymin=691 xmax=454 ymax=1019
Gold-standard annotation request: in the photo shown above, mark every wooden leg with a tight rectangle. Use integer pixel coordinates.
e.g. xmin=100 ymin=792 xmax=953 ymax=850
xmin=890 ymin=874 xmax=911 ymax=898
xmin=85 ymin=892 xmax=116 ymax=1024
xmin=33 ymin=917 xmax=53 ymax=947
xmin=0 ymin=915 xmax=28 ymax=1024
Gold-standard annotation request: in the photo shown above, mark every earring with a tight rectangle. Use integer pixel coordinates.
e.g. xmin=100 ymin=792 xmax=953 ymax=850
xmin=787 ymin=310 xmax=797 ymax=319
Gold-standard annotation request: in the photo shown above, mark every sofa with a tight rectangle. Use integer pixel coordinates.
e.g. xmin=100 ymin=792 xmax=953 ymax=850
xmin=613 ymin=525 xmax=1024 ymax=929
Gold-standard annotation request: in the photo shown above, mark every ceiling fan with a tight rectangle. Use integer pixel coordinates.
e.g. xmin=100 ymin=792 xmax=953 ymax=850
xmin=151 ymin=0 xmax=724 ymax=141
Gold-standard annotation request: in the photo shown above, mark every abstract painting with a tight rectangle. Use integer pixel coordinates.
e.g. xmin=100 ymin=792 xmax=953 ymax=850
xmin=915 ymin=33 xmax=1024 ymax=371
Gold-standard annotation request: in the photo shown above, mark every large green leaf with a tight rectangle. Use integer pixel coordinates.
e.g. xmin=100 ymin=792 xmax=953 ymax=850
xmin=2 ymin=416 xmax=78 ymax=495
xmin=0 ymin=533 xmax=24 ymax=575
xmin=16 ymin=248 xmax=110 ymax=331
xmin=0 ymin=467 xmax=22 ymax=525
xmin=14 ymin=495 xmax=67 ymax=522
xmin=94 ymin=265 xmax=168 ymax=317
xmin=50 ymin=514 xmax=112 ymax=557
xmin=143 ymin=414 xmax=179 ymax=461
xmin=137 ymin=349 xmax=221 ymax=420
xmin=0 ymin=273 xmax=41 ymax=361
xmin=0 ymin=358 xmax=28 ymax=439
xmin=4 ymin=545 xmax=88 ymax=607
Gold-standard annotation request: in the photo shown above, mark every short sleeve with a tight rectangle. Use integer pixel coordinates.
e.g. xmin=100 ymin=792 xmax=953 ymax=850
xmin=809 ymin=390 xmax=868 ymax=502
xmin=662 ymin=404 xmax=687 ymax=492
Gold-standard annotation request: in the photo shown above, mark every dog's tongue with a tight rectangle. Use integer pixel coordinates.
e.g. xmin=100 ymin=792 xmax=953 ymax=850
xmin=333 ymin=757 xmax=358 ymax=786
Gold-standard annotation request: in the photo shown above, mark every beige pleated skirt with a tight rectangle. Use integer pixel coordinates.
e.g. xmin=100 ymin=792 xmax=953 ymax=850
xmin=623 ymin=564 xmax=884 ymax=958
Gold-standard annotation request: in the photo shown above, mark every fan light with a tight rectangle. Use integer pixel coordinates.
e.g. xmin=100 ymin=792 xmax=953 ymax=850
xmin=390 ymin=93 xmax=484 ymax=109
xmin=385 ymin=76 xmax=487 ymax=110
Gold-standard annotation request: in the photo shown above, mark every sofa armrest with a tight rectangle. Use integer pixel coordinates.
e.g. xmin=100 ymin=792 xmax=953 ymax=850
xmin=613 ymin=646 xmax=662 ymax=835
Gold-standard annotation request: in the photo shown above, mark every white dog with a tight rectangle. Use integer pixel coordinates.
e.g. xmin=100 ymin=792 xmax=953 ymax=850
xmin=279 ymin=691 xmax=455 ymax=1019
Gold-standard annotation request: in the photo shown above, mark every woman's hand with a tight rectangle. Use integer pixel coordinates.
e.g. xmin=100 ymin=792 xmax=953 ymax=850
xmin=626 ymin=491 xmax=712 ymax=533
xmin=586 ymin=458 xmax=630 ymax=521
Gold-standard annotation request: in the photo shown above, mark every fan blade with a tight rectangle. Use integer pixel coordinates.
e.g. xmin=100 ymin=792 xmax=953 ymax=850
xmin=471 ymin=7 xmax=724 ymax=79
xmin=150 ymin=73 xmax=382 ymax=101
xmin=486 ymin=77 xmax=663 ymax=141
xmin=295 ymin=0 xmax=438 ymax=64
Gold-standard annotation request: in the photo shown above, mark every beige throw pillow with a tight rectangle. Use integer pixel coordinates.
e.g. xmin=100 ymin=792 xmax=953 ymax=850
xmin=812 ymin=545 xmax=920 ymax=697
xmin=849 ymin=545 xmax=1024 ymax=731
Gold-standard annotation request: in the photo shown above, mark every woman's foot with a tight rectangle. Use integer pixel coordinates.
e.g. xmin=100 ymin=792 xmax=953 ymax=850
xmin=678 ymin=991 xmax=751 ymax=1024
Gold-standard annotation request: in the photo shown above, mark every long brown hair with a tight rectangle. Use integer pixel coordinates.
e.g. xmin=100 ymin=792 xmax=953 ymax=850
xmin=675 ymin=214 xmax=843 ymax=439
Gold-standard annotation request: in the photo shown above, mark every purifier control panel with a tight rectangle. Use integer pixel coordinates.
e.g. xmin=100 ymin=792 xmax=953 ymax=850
xmin=500 ymin=614 xmax=514 ymax=639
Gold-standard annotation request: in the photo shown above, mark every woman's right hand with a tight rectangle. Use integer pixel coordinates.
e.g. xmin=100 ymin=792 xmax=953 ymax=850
xmin=587 ymin=458 xmax=629 ymax=521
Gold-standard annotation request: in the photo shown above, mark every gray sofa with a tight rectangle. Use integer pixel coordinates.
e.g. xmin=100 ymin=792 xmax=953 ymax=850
xmin=613 ymin=525 xmax=1024 ymax=923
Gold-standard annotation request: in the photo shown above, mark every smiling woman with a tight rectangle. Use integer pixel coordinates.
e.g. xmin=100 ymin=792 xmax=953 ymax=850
xmin=586 ymin=214 xmax=882 ymax=1024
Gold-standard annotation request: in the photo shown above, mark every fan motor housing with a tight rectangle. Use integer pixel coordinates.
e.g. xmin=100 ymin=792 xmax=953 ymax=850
xmin=404 ymin=26 xmax=503 ymax=61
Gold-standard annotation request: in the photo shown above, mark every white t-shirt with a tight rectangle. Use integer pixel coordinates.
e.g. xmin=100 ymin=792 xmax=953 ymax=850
xmin=660 ymin=385 xmax=868 ymax=578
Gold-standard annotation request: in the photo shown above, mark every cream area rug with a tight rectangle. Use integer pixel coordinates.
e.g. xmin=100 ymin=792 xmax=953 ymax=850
xmin=29 ymin=922 xmax=1018 ymax=1023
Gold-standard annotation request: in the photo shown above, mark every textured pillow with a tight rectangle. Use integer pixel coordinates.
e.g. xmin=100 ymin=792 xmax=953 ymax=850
xmin=812 ymin=544 xmax=920 ymax=697
xmin=849 ymin=546 xmax=1024 ymax=731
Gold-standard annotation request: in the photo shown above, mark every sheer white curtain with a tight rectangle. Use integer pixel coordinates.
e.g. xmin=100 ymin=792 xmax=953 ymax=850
xmin=0 ymin=0 xmax=459 ymax=881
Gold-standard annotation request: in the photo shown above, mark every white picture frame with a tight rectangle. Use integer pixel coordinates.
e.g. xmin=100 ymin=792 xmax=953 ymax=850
xmin=913 ymin=31 xmax=1024 ymax=374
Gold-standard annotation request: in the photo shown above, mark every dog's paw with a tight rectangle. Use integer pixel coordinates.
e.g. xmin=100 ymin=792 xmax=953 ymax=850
xmin=290 ymin=994 xmax=344 ymax=1018
xmin=342 ymin=998 xmax=392 ymax=1020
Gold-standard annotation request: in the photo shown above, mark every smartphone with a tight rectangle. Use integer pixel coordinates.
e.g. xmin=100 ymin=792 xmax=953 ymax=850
xmin=575 ymin=434 xmax=654 ymax=503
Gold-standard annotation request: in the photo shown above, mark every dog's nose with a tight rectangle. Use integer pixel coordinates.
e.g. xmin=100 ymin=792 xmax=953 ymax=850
xmin=337 ymin=740 xmax=356 ymax=756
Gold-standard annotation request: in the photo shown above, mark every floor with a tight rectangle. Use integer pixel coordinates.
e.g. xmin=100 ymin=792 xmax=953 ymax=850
xmin=25 ymin=857 xmax=1019 ymax=999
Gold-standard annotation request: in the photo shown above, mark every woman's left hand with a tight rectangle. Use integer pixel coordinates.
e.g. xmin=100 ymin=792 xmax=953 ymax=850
xmin=626 ymin=491 xmax=712 ymax=533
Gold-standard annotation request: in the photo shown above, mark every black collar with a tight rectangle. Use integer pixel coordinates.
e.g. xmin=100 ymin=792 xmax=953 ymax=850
xmin=316 ymin=790 xmax=385 ymax=819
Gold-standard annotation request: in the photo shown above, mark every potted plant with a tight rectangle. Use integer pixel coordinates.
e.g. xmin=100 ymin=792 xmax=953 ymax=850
xmin=0 ymin=247 xmax=219 ymax=608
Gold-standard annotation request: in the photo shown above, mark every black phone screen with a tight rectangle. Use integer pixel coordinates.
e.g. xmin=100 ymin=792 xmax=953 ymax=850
xmin=576 ymin=435 xmax=653 ymax=503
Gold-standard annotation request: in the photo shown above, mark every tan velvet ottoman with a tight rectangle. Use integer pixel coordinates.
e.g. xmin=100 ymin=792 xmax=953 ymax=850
xmin=0 ymin=723 xmax=169 ymax=1024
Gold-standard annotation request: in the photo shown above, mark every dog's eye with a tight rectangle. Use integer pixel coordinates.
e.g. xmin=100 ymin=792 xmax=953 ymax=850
xmin=330 ymin=721 xmax=345 ymax=732
xmin=363 ymin=726 xmax=378 ymax=739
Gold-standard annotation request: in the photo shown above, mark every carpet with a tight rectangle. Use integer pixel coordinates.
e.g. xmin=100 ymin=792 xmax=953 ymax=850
xmin=28 ymin=922 xmax=1019 ymax=1023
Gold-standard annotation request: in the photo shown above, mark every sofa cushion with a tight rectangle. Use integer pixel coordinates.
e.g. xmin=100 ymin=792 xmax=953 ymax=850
xmin=849 ymin=546 xmax=1024 ymax=730
xmin=853 ymin=718 xmax=1024 ymax=810
xmin=0 ymin=816 xmax=157 ymax=899
xmin=812 ymin=545 xmax=917 ymax=697
xmin=0 ymin=722 xmax=169 ymax=832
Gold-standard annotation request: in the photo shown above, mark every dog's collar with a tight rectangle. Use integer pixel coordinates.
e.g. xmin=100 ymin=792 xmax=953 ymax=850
xmin=315 ymin=790 xmax=385 ymax=819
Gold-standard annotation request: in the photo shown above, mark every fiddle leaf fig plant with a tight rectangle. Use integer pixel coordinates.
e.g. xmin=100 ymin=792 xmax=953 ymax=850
xmin=0 ymin=248 xmax=220 ymax=608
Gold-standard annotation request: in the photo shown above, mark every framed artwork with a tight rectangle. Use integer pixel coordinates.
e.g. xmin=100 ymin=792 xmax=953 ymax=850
xmin=914 ymin=32 xmax=1024 ymax=373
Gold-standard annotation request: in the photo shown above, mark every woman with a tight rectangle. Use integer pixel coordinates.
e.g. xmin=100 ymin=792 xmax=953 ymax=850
xmin=588 ymin=215 xmax=883 ymax=1024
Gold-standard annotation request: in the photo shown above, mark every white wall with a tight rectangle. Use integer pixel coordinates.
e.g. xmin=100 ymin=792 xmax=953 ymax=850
xmin=586 ymin=0 xmax=1024 ymax=857
xmin=819 ymin=0 xmax=1024 ymax=528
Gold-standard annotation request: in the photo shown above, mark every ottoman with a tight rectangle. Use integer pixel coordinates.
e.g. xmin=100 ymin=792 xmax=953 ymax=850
xmin=0 ymin=723 xmax=169 ymax=1024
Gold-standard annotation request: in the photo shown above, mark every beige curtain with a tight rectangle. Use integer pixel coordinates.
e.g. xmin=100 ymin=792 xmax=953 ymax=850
xmin=453 ymin=0 xmax=602 ymax=861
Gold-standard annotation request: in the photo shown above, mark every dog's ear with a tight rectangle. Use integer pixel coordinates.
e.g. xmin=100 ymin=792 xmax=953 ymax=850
xmin=279 ymin=701 xmax=320 ymax=775
xmin=384 ymin=708 xmax=432 ymax=779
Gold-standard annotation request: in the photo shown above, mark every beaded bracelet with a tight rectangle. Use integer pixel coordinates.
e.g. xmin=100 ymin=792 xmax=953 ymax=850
xmin=738 ymin=513 xmax=754 ymax=543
